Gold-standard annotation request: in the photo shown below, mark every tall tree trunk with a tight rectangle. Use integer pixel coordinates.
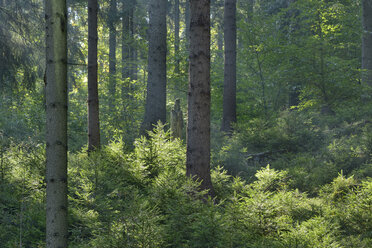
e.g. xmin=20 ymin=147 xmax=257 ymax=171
xmin=88 ymin=0 xmax=100 ymax=151
xmin=122 ymin=0 xmax=130 ymax=88
xmin=185 ymin=0 xmax=190 ymax=50
xmin=362 ymin=0 xmax=372 ymax=86
xmin=108 ymin=0 xmax=117 ymax=109
xmin=45 ymin=0 xmax=68 ymax=247
xmin=187 ymin=0 xmax=214 ymax=196
xmin=141 ymin=0 xmax=167 ymax=133
xmin=174 ymin=0 xmax=180 ymax=73
xmin=129 ymin=0 xmax=137 ymax=81
xmin=184 ymin=0 xmax=190 ymax=72
xmin=217 ymin=23 xmax=223 ymax=59
xmin=221 ymin=0 xmax=237 ymax=132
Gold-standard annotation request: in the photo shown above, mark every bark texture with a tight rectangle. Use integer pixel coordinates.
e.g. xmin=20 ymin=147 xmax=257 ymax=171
xmin=108 ymin=0 xmax=117 ymax=109
xmin=88 ymin=0 xmax=100 ymax=151
xmin=362 ymin=0 xmax=372 ymax=86
xmin=141 ymin=0 xmax=167 ymax=133
xmin=187 ymin=0 xmax=214 ymax=196
xmin=221 ymin=0 xmax=237 ymax=133
xmin=174 ymin=0 xmax=180 ymax=73
xmin=45 ymin=0 xmax=68 ymax=247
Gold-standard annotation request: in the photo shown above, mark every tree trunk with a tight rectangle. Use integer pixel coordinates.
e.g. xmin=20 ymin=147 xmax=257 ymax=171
xmin=217 ymin=24 xmax=223 ymax=59
xmin=187 ymin=0 xmax=214 ymax=196
xmin=171 ymin=99 xmax=183 ymax=139
xmin=174 ymin=0 xmax=180 ymax=73
xmin=362 ymin=0 xmax=372 ymax=86
xmin=108 ymin=0 xmax=117 ymax=109
xmin=45 ymin=0 xmax=68 ymax=247
xmin=184 ymin=0 xmax=190 ymax=72
xmin=130 ymin=0 xmax=137 ymax=81
xmin=122 ymin=0 xmax=130 ymax=87
xmin=221 ymin=0 xmax=237 ymax=133
xmin=121 ymin=0 xmax=136 ymax=94
xmin=141 ymin=0 xmax=167 ymax=133
xmin=185 ymin=0 xmax=190 ymax=50
xmin=88 ymin=0 xmax=100 ymax=151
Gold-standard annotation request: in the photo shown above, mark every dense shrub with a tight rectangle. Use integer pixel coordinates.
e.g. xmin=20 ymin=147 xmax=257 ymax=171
xmin=1 ymin=125 xmax=371 ymax=247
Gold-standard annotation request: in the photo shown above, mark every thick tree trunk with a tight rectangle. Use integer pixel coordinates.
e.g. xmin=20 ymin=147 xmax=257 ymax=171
xmin=88 ymin=0 xmax=100 ymax=151
xmin=221 ymin=0 xmax=237 ymax=132
xmin=141 ymin=0 xmax=167 ymax=133
xmin=108 ymin=0 xmax=117 ymax=109
xmin=362 ymin=0 xmax=372 ymax=86
xmin=187 ymin=0 xmax=214 ymax=196
xmin=45 ymin=0 xmax=68 ymax=247
xmin=174 ymin=0 xmax=180 ymax=73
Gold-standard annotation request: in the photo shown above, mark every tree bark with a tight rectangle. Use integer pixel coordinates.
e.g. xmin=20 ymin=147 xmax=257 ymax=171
xmin=129 ymin=0 xmax=137 ymax=81
xmin=171 ymin=99 xmax=183 ymax=139
xmin=121 ymin=0 xmax=136 ymax=95
xmin=141 ymin=0 xmax=167 ymax=133
xmin=185 ymin=0 xmax=190 ymax=50
xmin=221 ymin=0 xmax=237 ymax=132
xmin=108 ymin=0 xmax=117 ymax=109
xmin=362 ymin=0 xmax=372 ymax=86
xmin=187 ymin=0 xmax=214 ymax=196
xmin=174 ymin=0 xmax=180 ymax=73
xmin=88 ymin=0 xmax=100 ymax=151
xmin=122 ymin=0 xmax=130 ymax=86
xmin=45 ymin=0 xmax=68 ymax=247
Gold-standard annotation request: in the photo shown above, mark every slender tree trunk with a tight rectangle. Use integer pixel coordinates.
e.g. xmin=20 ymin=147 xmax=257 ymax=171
xmin=108 ymin=0 xmax=117 ymax=109
xmin=184 ymin=0 xmax=190 ymax=72
xmin=362 ymin=0 xmax=372 ymax=86
xmin=221 ymin=0 xmax=237 ymax=132
xmin=141 ymin=0 xmax=167 ymax=133
xmin=129 ymin=0 xmax=137 ymax=81
xmin=174 ymin=0 xmax=180 ymax=73
xmin=45 ymin=0 xmax=68 ymax=247
xmin=171 ymin=99 xmax=183 ymax=139
xmin=217 ymin=24 xmax=223 ymax=59
xmin=122 ymin=0 xmax=130 ymax=88
xmin=185 ymin=0 xmax=190 ymax=50
xmin=88 ymin=0 xmax=100 ymax=151
xmin=187 ymin=0 xmax=214 ymax=196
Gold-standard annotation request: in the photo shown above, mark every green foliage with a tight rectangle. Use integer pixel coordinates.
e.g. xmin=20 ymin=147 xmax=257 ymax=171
xmin=280 ymin=217 xmax=341 ymax=248
xmin=2 ymin=0 xmax=372 ymax=247
xmin=0 ymin=143 xmax=45 ymax=248
xmin=1 ymin=132 xmax=371 ymax=247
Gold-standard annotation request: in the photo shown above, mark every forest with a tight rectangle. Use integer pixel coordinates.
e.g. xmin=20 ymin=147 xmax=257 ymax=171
xmin=0 ymin=0 xmax=371 ymax=247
